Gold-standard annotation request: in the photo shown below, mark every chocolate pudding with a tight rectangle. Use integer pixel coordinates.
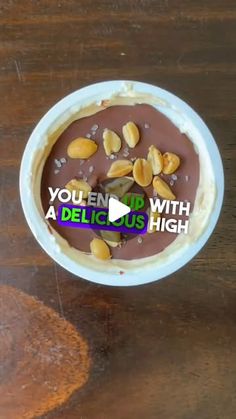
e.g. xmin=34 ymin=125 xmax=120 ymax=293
xmin=41 ymin=104 xmax=199 ymax=260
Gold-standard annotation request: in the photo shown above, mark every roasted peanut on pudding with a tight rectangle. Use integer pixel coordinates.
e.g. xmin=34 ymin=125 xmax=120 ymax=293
xmin=122 ymin=121 xmax=140 ymax=148
xmin=90 ymin=238 xmax=111 ymax=260
xmin=67 ymin=137 xmax=98 ymax=159
xmin=133 ymin=158 xmax=153 ymax=187
xmin=107 ymin=159 xmax=133 ymax=177
xmin=153 ymin=176 xmax=176 ymax=200
xmin=103 ymin=129 xmax=122 ymax=156
xmin=65 ymin=179 xmax=92 ymax=200
xmin=147 ymin=145 xmax=163 ymax=175
xmin=162 ymin=152 xmax=180 ymax=175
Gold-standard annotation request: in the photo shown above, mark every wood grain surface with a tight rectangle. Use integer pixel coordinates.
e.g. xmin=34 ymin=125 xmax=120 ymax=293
xmin=0 ymin=1 xmax=235 ymax=418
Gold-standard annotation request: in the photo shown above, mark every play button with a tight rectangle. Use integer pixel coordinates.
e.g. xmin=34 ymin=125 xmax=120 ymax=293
xmin=93 ymin=178 xmax=149 ymax=244
xmin=108 ymin=197 xmax=131 ymax=223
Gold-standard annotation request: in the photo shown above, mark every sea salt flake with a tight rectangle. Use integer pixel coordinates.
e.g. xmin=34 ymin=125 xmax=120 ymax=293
xmin=185 ymin=175 xmax=189 ymax=182
xmin=89 ymin=165 xmax=94 ymax=173
xmin=86 ymin=133 xmax=91 ymax=138
xmin=137 ymin=237 xmax=143 ymax=244
xmin=123 ymin=147 xmax=129 ymax=157
xmin=169 ymin=180 xmax=174 ymax=186
xmin=54 ymin=159 xmax=61 ymax=168
xmin=110 ymin=154 xmax=116 ymax=160
xmin=144 ymin=123 xmax=150 ymax=129
xmin=91 ymin=124 xmax=99 ymax=132
xmin=60 ymin=157 xmax=67 ymax=164
xmin=119 ymin=239 xmax=127 ymax=248
xmin=54 ymin=169 xmax=59 ymax=175
xmin=80 ymin=160 xmax=85 ymax=166
xmin=171 ymin=174 xmax=178 ymax=181
xmin=79 ymin=170 xmax=83 ymax=175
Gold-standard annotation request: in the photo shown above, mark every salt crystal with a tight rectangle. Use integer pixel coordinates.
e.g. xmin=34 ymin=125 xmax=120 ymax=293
xmin=144 ymin=123 xmax=150 ymax=129
xmin=185 ymin=175 xmax=189 ymax=182
xmin=119 ymin=239 xmax=127 ymax=248
xmin=137 ymin=237 xmax=143 ymax=244
xmin=89 ymin=166 xmax=94 ymax=173
xmin=79 ymin=170 xmax=83 ymax=175
xmin=54 ymin=169 xmax=59 ymax=175
xmin=170 ymin=180 xmax=174 ymax=186
xmin=91 ymin=124 xmax=99 ymax=131
xmin=83 ymin=175 xmax=88 ymax=181
xmin=171 ymin=174 xmax=178 ymax=181
xmin=110 ymin=154 xmax=115 ymax=159
xmin=54 ymin=159 xmax=61 ymax=168
xmin=80 ymin=160 xmax=85 ymax=166
xmin=86 ymin=133 xmax=91 ymax=138
xmin=60 ymin=157 xmax=67 ymax=164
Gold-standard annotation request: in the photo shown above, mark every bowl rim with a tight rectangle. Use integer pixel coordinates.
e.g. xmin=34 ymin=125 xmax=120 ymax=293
xmin=19 ymin=80 xmax=224 ymax=287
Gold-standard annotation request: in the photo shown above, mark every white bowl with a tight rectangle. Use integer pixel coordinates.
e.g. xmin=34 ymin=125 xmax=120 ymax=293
xmin=20 ymin=81 xmax=224 ymax=286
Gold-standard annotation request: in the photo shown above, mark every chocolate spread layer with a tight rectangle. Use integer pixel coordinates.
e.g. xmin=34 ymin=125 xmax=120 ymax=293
xmin=41 ymin=104 xmax=199 ymax=260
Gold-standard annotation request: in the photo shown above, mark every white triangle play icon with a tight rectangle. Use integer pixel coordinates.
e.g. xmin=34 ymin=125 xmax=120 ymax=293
xmin=108 ymin=197 xmax=131 ymax=223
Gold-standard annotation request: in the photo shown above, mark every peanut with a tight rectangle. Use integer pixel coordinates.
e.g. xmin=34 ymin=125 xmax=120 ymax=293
xmin=104 ymin=177 xmax=134 ymax=198
xmin=65 ymin=179 xmax=92 ymax=200
xmin=122 ymin=121 xmax=140 ymax=148
xmin=100 ymin=230 xmax=121 ymax=248
xmin=147 ymin=145 xmax=163 ymax=175
xmin=103 ymin=129 xmax=121 ymax=156
xmin=163 ymin=152 xmax=180 ymax=174
xmin=153 ymin=176 xmax=176 ymax=200
xmin=107 ymin=160 xmax=133 ymax=178
xmin=133 ymin=158 xmax=152 ymax=187
xmin=90 ymin=238 xmax=111 ymax=260
xmin=67 ymin=137 xmax=98 ymax=159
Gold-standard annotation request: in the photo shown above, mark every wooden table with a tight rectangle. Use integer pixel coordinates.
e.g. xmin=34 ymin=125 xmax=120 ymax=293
xmin=0 ymin=1 xmax=235 ymax=418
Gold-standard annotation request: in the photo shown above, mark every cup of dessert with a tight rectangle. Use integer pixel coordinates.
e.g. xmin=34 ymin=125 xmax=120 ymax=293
xmin=20 ymin=81 xmax=224 ymax=286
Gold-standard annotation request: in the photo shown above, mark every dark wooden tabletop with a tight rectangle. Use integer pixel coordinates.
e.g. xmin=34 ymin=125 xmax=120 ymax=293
xmin=0 ymin=1 xmax=236 ymax=418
